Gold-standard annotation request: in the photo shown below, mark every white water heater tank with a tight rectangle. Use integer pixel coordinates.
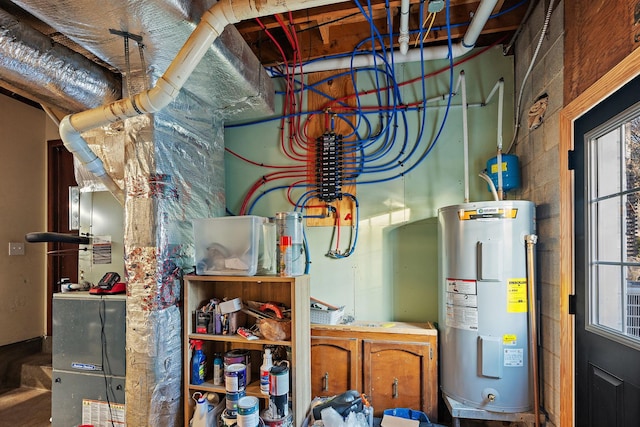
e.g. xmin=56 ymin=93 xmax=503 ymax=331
xmin=438 ymin=200 xmax=535 ymax=412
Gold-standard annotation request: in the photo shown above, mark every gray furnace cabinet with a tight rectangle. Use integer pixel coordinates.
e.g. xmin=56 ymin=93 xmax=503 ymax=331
xmin=52 ymin=292 xmax=126 ymax=427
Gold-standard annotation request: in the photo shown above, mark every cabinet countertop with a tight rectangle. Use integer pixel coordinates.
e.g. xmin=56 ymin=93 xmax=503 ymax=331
xmin=311 ymin=321 xmax=436 ymax=336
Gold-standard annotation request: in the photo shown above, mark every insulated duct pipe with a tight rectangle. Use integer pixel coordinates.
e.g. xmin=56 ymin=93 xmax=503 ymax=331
xmin=398 ymin=0 xmax=411 ymax=55
xmin=292 ymin=0 xmax=499 ymax=73
xmin=59 ymin=0 xmax=350 ymax=204
xmin=0 ymin=7 xmax=121 ymax=114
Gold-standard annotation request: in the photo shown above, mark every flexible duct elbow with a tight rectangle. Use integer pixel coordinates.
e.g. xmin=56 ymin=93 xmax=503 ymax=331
xmin=60 ymin=115 xmax=125 ymax=205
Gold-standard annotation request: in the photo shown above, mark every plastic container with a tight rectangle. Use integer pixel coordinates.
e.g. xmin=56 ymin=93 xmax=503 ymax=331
xmin=260 ymin=348 xmax=273 ymax=395
xmin=213 ymin=354 xmax=224 ymax=386
xmin=310 ymin=306 xmax=345 ymax=325
xmin=383 ymin=408 xmax=430 ymax=422
xmin=275 ymin=212 xmax=305 ymax=276
xmin=191 ymin=340 xmax=206 ymax=385
xmin=193 ymin=215 xmax=264 ymax=276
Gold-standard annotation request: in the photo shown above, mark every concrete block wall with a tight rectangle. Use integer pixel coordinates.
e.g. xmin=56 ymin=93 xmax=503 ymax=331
xmin=511 ymin=1 xmax=564 ymax=426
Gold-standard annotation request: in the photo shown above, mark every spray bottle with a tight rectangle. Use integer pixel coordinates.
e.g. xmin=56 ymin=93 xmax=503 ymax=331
xmin=190 ymin=339 xmax=206 ymax=385
xmin=213 ymin=353 xmax=224 ymax=386
xmin=260 ymin=348 xmax=273 ymax=394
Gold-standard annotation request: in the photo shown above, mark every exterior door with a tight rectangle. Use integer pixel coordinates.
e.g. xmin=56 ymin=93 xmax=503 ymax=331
xmin=573 ymin=76 xmax=640 ymax=426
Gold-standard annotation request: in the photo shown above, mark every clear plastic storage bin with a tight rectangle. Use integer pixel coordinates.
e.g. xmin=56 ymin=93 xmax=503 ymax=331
xmin=193 ymin=216 xmax=264 ymax=276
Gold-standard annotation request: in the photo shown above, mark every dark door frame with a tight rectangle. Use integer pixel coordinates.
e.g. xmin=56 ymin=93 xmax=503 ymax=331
xmin=46 ymin=139 xmax=79 ymax=336
xmin=559 ymin=47 xmax=640 ymax=427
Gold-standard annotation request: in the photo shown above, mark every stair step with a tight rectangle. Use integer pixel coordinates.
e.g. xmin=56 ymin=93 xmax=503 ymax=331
xmin=19 ymin=354 xmax=52 ymax=391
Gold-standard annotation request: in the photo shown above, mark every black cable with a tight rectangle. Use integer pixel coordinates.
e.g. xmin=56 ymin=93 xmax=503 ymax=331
xmin=99 ymin=298 xmax=116 ymax=427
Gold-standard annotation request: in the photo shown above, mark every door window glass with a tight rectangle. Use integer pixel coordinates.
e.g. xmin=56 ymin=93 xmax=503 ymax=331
xmin=587 ymin=109 xmax=640 ymax=345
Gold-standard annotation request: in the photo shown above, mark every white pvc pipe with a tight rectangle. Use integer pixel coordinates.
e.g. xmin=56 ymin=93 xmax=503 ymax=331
xmin=398 ymin=0 xmax=411 ymax=55
xmin=461 ymin=71 xmax=469 ymax=203
xmin=497 ymin=78 xmax=504 ymax=151
xmin=497 ymin=79 xmax=504 ymax=200
xmin=292 ymin=0 xmax=499 ymax=74
xmin=60 ymin=0 xmax=351 ymax=204
xmin=479 ymin=171 xmax=499 ymax=201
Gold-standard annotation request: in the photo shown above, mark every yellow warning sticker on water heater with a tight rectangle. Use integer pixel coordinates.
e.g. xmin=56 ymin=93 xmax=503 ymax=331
xmin=503 ymin=334 xmax=517 ymax=346
xmin=507 ymin=278 xmax=527 ymax=313
xmin=458 ymin=208 xmax=518 ymax=220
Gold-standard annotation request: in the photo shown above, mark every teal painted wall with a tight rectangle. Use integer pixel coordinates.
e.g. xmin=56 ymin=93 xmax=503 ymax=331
xmin=224 ymin=46 xmax=514 ymax=322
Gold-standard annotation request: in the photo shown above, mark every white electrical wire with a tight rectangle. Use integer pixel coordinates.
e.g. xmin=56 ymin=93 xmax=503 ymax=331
xmin=506 ymin=0 xmax=557 ymax=154
xmin=479 ymin=171 xmax=499 ymax=201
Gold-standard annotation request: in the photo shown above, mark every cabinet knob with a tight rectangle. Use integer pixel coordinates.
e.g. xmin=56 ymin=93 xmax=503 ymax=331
xmin=323 ymin=372 xmax=329 ymax=392
xmin=392 ymin=378 xmax=398 ymax=398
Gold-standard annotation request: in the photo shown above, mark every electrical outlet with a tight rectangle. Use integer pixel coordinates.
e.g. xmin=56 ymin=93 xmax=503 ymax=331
xmin=8 ymin=242 xmax=25 ymax=256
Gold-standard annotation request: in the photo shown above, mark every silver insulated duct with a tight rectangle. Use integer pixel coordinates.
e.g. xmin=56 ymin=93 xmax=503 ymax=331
xmin=0 ymin=6 xmax=121 ymax=112
xmin=8 ymin=0 xmax=274 ymax=121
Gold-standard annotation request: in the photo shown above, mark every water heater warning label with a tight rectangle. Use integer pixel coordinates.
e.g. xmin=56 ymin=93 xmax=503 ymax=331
xmin=504 ymin=348 xmax=524 ymax=367
xmin=507 ymin=278 xmax=528 ymax=313
xmin=445 ymin=278 xmax=478 ymax=330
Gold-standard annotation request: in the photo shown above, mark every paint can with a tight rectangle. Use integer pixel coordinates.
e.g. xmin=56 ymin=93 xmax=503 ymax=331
xmin=221 ymin=409 xmax=237 ymax=426
xmin=226 ymin=390 xmax=245 ymax=415
xmin=225 ymin=349 xmax=252 ymax=384
xmin=237 ymin=395 xmax=260 ymax=427
xmin=225 ymin=363 xmax=246 ymax=392
xmin=268 ymin=361 xmax=290 ymax=418
xmin=261 ymin=411 xmax=293 ymax=427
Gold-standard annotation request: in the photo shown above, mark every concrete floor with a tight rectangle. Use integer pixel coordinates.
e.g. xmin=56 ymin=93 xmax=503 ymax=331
xmin=0 ymin=387 xmax=51 ymax=427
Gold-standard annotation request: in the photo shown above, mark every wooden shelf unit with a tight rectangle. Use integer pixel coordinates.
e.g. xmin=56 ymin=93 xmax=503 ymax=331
xmin=183 ymin=274 xmax=311 ymax=426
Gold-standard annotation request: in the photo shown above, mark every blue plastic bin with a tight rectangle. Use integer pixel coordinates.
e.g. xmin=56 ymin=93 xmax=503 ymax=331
xmin=383 ymin=408 xmax=429 ymax=422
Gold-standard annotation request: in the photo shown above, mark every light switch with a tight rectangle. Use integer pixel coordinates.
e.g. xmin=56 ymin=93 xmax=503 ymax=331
xmin=8 ymin=242 xmax=25 ymax=256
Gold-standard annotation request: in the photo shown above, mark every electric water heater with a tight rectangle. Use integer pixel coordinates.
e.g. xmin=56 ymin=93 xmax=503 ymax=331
xmin=438 ymin=200 xmax=535 ymax=412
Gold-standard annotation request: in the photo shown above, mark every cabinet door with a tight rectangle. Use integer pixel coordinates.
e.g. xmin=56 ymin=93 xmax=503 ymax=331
xmin=363 ymin=340 xmax=433 ymax=417
xmin=311 ymin=336 xmax=359 ymax=397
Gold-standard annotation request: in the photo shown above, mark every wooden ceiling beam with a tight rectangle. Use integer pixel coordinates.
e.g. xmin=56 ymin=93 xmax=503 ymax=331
xmin=237 ymin=0 xmax=527 ymax=65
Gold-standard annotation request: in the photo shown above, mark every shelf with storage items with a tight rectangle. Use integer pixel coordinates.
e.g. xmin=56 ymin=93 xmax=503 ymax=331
xmin=311 ymin=322 xmax=438 ymax=421
xmin=183 ymin=274 xmax=310 ymax=427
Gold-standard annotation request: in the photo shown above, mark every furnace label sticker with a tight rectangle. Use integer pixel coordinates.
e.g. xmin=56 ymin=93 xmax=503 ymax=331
xmin=445 ymin=278 xmax=478 ymax=330
xmin=504 ymin=348 xmax=524 ymax=367
xmin=507 ymin=278 xmax=527 ymax=313
xmin=82 ymin=399 xmax=125 ymax=426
